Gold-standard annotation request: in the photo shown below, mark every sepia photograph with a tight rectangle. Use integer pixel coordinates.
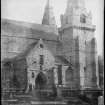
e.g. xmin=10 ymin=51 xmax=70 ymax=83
xmin=1 ymin=0 xmax=104 ymax=105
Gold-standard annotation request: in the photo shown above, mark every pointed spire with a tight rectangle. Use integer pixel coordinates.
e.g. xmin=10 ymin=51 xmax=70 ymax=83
xmin=42 ymin=0 xmax=56 ymax=26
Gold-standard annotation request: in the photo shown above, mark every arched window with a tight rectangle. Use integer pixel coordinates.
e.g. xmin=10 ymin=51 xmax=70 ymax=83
xmin=80 ymin=14 xmax=86 ymax=23
xmin=65 ymin=67 xmax=73 ymax=82
xmin=66 ymin=16 xmax=68 ymax=24
xmin=32 ymin=72 xmax=34 ymax=78
xmin=85 ymin=40 xmax=86 ymax=45
xmin=40 ymin=44 xmax=44 ymax=48
xmin=57 ymin=65 xmax=62 ymax=85
xmin=39 ymin=55 xmax=44 ymax=65
xmin=84 ymin=67 xmax=86 ymax=71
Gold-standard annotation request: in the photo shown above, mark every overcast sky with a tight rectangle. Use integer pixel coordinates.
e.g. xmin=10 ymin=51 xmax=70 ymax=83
xmin=1 ymin=0 xmax=104 ymax=55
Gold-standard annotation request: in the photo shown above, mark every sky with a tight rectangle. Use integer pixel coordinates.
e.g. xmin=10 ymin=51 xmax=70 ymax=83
xmin=1 ymin=0 xmax=104 ymax=55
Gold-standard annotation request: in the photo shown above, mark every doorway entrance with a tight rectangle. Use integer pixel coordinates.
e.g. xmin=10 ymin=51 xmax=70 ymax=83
xmin=35 ymin=72 xmax=47 ymax=89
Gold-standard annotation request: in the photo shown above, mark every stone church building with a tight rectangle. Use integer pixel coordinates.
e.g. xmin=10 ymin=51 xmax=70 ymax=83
xmin=1 ymin=0 xmax=101 ymax=104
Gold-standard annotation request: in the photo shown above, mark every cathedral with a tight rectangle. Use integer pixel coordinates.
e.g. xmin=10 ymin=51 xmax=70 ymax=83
xmin=1 ymin=0 xmax=102 ymax=104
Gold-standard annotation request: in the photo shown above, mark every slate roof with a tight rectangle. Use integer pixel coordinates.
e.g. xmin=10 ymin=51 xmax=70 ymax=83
xmin=1 ymin=19 xmax=70 ymax=65
xmin=1 ymin=18 xmax=58 ymax=41
xmin=3 ymin=42 xmax=38 ymax=62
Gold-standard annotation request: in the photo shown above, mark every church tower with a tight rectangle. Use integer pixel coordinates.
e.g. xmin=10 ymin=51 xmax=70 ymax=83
xmin=59 ymin=0 xmax=99 ymax=89
xmin=42 ymin=0 xmax=57 ymax=27
xmin=61 ymin=0 xmax=92 ymax=26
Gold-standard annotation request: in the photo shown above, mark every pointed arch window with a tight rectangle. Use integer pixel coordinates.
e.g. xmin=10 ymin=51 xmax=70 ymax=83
xmin=39 ymin=55 xmax=44 ymax=65
xmin=40 ymin=44 xmax=44 ymax=48
xmin=32 ymin=72 xmax=35 ymax=78
xmin=65 ymin=67 xmax=73 ymax=82
xmin=80 ymin=14 xmax=86 ymax=23
xmin=84 ymin=67 xmax=86 ymax=71
xmin=57 ymin=65 xmax=62 ymax=85
xmin=66 ymin=16 xmax=68 ymax=24
xmin=85 ymin=40 xmax=86 ymax=45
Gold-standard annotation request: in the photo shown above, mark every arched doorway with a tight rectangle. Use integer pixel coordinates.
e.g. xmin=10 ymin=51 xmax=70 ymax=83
xmin=35 ymin=72 xmax=47 ymax=89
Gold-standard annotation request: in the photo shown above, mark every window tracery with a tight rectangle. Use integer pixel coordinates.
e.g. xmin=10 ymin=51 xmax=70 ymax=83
xmin=80 ymin=14 xmax=86 ymax=23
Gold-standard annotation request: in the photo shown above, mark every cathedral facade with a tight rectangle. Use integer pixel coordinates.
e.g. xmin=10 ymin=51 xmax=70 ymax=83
xmin=1 ymin=0 xmax=101 ymax=104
